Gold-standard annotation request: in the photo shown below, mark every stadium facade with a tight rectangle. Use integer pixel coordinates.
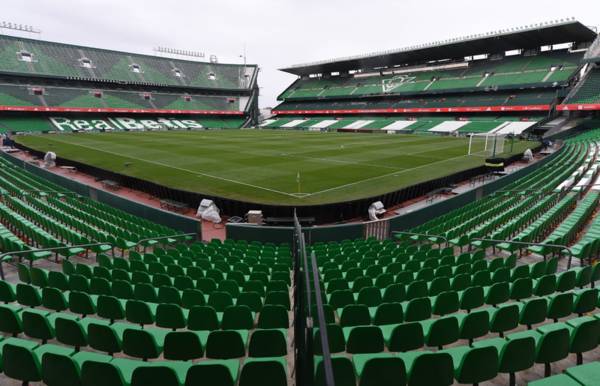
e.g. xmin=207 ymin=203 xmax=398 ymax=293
xmin=0 ymin=33 xmax=260 ymax=132
xmin=268 ymin=19 xmax=600 ymax=138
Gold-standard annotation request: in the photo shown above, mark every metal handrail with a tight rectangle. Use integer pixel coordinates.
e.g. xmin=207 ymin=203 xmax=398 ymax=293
xmin=136 ymin=233 xmax=196 ymax=246
xmin=310 ymin=250 xmax=335 ymax=386
xmin=0 ymin=190 xmax=75 ymax=196
xmin=393 ymin=231 xmax=449 ymax=245
xmin=472 ymin=238 xmax=576 ymax=268
xmin=0 ymin=232 xmax=196 ymax=279
xmin=0 ymin=242 xmax=110 ymax=280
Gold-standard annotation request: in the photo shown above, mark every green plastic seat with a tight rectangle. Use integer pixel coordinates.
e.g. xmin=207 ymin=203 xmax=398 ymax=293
xmin=528 ymin=373 xmax=582 ymax=386
xmin=81 ymin=359 xmax=129 ymax=386
xmin=131 ymin=363 xmax=191 ymax=386
xmin=352 ymin=354 xmax=407 ymax=386
xmin=574 ymin=288 xmax=598 ymax=316
xmin=557 ymin=270 xmax=577 ymax=292
xmin=315 ymin=356 xmax=355 ymax=386
xmin=0 ymin=303 xmax=23 ymax=336
xmin=3 ymin=338 xmax=74 ymax=384
xmin=339 ymin=304 xmax=370 ymax=327
xmin=373 ymin=302 xmax=403 ymax=325
xmin=125 ymin=300 xmax=155 ymax=327
xmin=156 ymin=303 xmax=187 ymax=330
xmin=422 ymin=316 xmax=459 ymax=349
xmin=42 ymin=287 xmax=69 ymax=312
xmin=42 ymin=351 xmax=111 ymax=386
xmin=181 ymin=289 xmax=206 ymax=309
xmin=508 ymin=323 xmax=570 ymax=376
xmin=0 ymin=280 xmax=16 ymax=303
xmin=519 ymin=298 xmax=548 ymax=329
xmin=17 ymin=263 xmax=31 ymax=283
xmin=510 ymin=278 xmax=533 ymax=301
xmin=474 ymin=336 xmax=535 ymax=386
xmin=239 ymin=358 xmax=287 ymax=386
xmin=456 ymin=310 xmax=489 ymax=345
xmin=534 ymin=275 xmax=557 ymax=297
xmin=30 ymin=267 xmax=48 ymax=287
xmin=55 ymin=314 xmax=88 ymax=351
xmin=257 ymin=304 xmax=289 ymax=329
xmin=122 ymin=328 xmax=165 ymax=360
xmin=205 ymin=330 xmax=247 ymax=359
xmin=344 ymin=325 xmax=384 ymax=354
xmin=164 ymin=330 xmax=205 ymax=360
xmin=249 ymin=329 xmax=287 ymax=357
xmin=314 ymin=324 xmax=346 ymax=354
xmin=87 ymin=320 xmax=123 ymax=355
xmin=16 ymin=283 xmax=42 ymax=307
xmin=530 ymin=261 xmax=547 ymax=279
xmin=575 ymin=265 xmax=593 ymax=288
xmin=459 ymin=286 xmax=484 ymax=312
xmin=22 ymin=308 xmax=55 ymax=343
xmin=97 ymin=295 xmax=125 ymax=323
xmin=382 ymin=283 xmax=406 ymax=302
xmin=237 ymin=291 xmax=263 ymax=312
xmin=208 ymin=291 xmax=234 ymax=312
xmin=69 ymin=291 xmax=97 ymax=317
xmin=112 ymin=280 xmax=135 ymax=299
xmin=187 ymin=305 xmax=220 ymax=331
xmin=403 ymin=297 xmax=432 ymax=322
xmin=134 ymin=283 xmax=158 ymax=303
xmin=564 ymin=361 xmax=600 ymax=385
xmin=265 ymin=291 xmax=290 ymax=310
xmin=184 ymin=360 xmax=240 ymax=386
xmin=487 ymin=304 xmax=519 ymax=337
xmin=222 ymin=305 xmax=254 ymax=330
xmin=398 ymin=351 xmax=453 ymax=386
xmin=69 ymin=274 xmax=91 ymax=293
xmin=432 ymin=291 xmax=459 ymax=316
xmin=445 ymin=345 xmax=498 ymax=384
xmin=566 ymin=316 xmax=600 ymax=364
xmin=547 ymin=292 xmax=574 ymax=321
xmin=386 ymin=322 xmax=424 ymax=352
xmin=90 ymin=277 xmax=112 ymax=296
xmin=485 ymin=282 xmax=510 ymax=306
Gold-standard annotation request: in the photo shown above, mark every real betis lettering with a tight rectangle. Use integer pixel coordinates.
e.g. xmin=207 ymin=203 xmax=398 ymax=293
xmin=48 ymin=117 xmax=204 ymax=131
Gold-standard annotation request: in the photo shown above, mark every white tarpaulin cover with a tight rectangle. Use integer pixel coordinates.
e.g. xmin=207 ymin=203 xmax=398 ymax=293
xmin=428 ymin=121 xmax=470 ymax=133
xmin=493 ymin=121 xmax=537 ymax=135
xmin=196 ymin=199 xmax=222 ymax=223
xmin=380 ymin=120 xmax=417 ymax=131
xmin=281 ymin=119 xmax=307 ymax=128
xmin=343 ymin=120 xmax=374 ymax=129
xmin=310 ymin=120 xmax=339 ymax=129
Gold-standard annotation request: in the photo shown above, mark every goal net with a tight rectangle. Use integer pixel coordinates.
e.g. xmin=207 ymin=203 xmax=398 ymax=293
xmin=467 ymin=133 xmax=506 ymax=156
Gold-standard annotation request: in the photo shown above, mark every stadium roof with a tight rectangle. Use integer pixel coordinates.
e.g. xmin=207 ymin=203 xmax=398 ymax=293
xmin=281 ymin=19 xmax=598 ymax=76
xmin=0 ymin=33 xmax=255 ymax=68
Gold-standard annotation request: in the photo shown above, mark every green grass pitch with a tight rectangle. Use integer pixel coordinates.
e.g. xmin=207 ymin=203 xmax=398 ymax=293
xmin=16 ymin=130 xmax=537 ymax=205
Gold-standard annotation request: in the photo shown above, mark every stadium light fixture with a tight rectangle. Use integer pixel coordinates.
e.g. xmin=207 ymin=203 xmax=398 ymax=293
xmin=0 ymin=21 xmax=40 ymax=34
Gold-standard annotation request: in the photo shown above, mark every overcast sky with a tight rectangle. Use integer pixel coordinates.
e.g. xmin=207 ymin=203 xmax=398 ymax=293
xmin=2 ymin=0 xmax=599 ymax=108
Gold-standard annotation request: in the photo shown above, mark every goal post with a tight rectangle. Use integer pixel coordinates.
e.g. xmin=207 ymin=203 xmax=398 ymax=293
xmin=467 ymin=133 xmax=506 ymax=156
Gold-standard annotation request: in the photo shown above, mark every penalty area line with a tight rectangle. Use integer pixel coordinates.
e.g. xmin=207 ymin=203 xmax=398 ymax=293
xmin=305 ymin=152 xmax=477 ymax=197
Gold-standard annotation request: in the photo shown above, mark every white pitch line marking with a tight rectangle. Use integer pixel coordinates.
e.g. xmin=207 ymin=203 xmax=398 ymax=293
xmin=41 ymin=137 xmax=300 ymax=198
xmin=305 ymin=152 xmax=478 ymax=197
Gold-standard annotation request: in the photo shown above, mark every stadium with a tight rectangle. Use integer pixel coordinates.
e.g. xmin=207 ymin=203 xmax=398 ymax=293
xmin=2 ymin=1 xmax=600 ymax=385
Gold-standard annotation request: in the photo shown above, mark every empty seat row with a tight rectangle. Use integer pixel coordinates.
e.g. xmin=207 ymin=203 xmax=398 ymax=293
xmin=0 ymin=337 xmax=287 ymax=386
xmin=316 ymin=314 xmax=600 ymax=386
xmin=0 ymin=305 xmax=287 ymax=360
xmin=316 ymin=289 xmax=599 ymax=354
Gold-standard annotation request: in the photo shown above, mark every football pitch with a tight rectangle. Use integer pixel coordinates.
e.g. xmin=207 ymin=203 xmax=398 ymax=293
xmin=16 ymin=130 xmax=536 ymax=205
